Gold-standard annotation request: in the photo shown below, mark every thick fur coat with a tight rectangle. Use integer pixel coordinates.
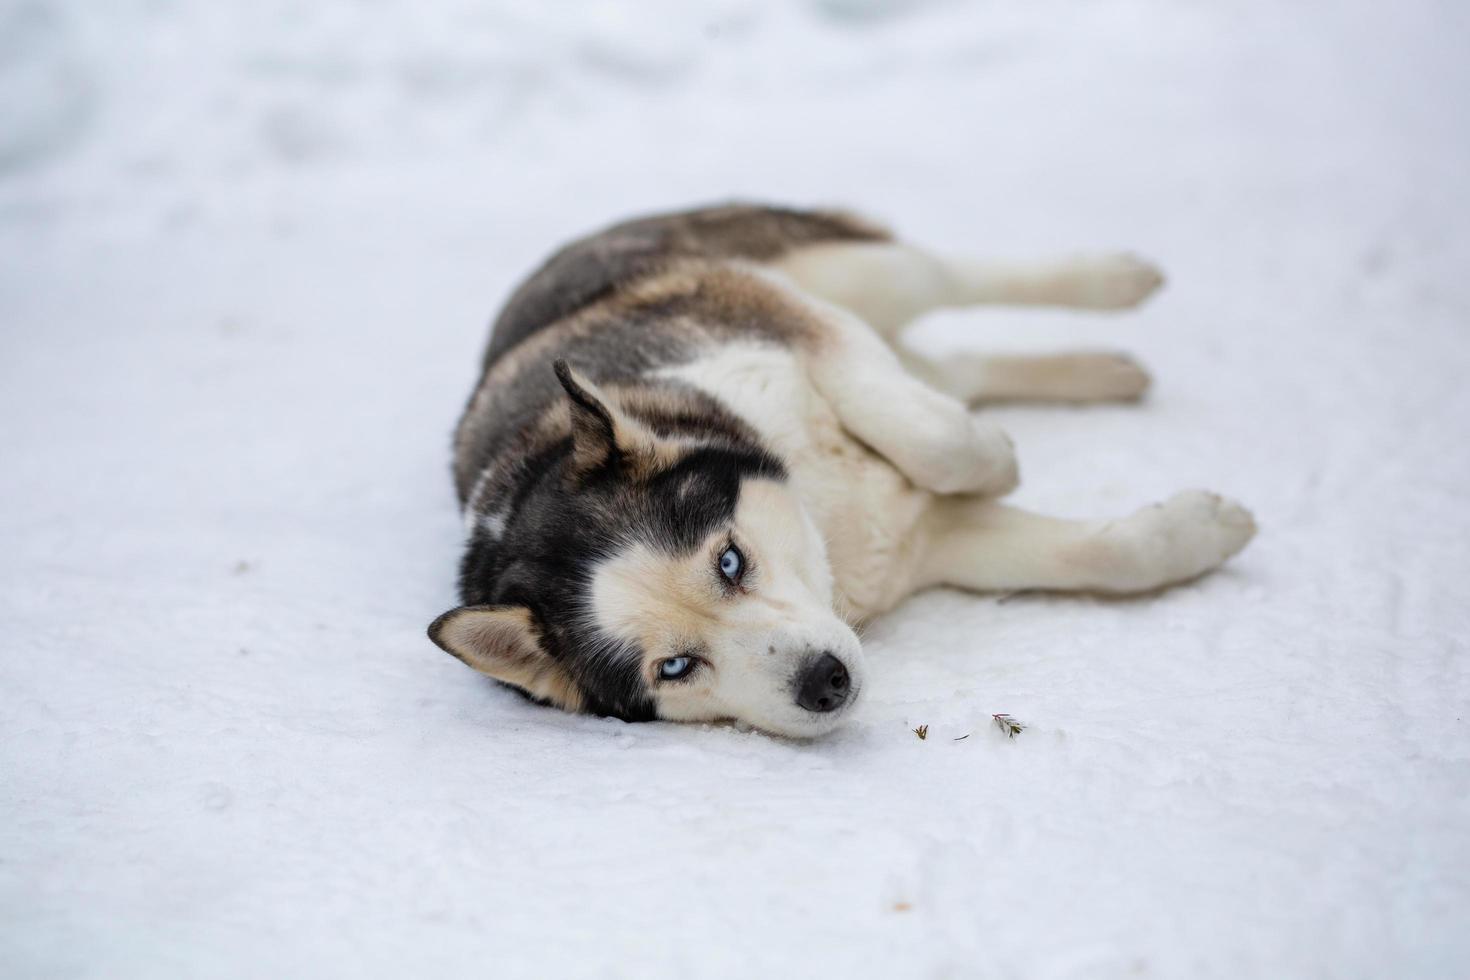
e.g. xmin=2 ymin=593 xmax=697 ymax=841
xmin=429 ymin=204 xmax=1255 ymax=737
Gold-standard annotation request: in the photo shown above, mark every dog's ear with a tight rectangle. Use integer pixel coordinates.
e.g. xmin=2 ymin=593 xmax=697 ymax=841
xmin=428 ymin=605 xmax=584 ymax=712
xmin=553 ymin=359 xmax=659 ymax=477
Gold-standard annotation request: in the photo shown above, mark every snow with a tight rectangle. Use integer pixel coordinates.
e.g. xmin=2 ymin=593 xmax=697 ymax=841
xmin=3 ymin=0 xmax=1468 ymax=976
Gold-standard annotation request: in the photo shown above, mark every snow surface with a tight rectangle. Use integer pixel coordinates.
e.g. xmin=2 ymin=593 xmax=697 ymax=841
xmin=3 ymin=0 xmax=1469 ymax=976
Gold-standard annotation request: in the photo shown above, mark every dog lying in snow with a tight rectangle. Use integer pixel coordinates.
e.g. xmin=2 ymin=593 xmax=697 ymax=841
xmin=429 ymin=204 xmax=1255 ymax=737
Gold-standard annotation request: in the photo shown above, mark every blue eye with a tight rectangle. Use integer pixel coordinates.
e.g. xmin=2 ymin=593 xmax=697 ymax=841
xmin=659 ymin=656 xmax=694 ymax=680
xmin=718 ymin=545 xmax=743 ymax=583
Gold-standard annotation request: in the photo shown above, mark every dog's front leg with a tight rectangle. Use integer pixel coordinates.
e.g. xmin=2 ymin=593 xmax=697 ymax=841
xmin=799 ymin=303 xmax=1018 ymax=496
xmin=909 ymin=491 xmax=1256 ymax=595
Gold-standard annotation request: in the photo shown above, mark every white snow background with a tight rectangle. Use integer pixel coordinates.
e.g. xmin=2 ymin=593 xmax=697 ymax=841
xmin=3 ymin=0 xmax=1468 ymax=976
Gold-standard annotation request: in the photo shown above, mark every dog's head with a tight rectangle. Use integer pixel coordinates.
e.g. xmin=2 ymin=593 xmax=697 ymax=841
xmin=429 ymin=361 xmax=864 ymax=737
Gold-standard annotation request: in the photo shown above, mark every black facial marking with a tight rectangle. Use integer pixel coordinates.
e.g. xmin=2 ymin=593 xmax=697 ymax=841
xmin=644 ymin=445 xmax=782 ymax=553
xmin=456 ymin=433 xmax=783 ymax=724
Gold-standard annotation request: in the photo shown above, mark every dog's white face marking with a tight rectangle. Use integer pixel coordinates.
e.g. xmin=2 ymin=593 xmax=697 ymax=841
xmin=590 ymin=477 xmax=864 ymax=737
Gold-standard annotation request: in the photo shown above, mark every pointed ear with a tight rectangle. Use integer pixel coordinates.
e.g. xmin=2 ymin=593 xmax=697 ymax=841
xmin=428 ymin=605 xmax=584 ymax=712
xmin=552 ymin=359 xmax=658 ymax=476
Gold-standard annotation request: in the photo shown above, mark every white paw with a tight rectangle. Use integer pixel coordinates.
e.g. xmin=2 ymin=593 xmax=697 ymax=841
xmin=924 ymin=419 xmax=1019 ymax=496
xmin=1063 ymin=254 xmax=1165 ymax=310
xmin=1099 ymin=490 xmax=1256 ymax=591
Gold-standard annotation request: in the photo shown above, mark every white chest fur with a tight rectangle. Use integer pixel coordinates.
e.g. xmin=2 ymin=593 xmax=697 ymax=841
xmin=661 ymin=343 xmax=931 ymax=621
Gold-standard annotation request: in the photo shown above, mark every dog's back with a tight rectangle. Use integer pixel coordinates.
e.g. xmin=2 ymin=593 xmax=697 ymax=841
xmin=481 ymin=204 xmax=887 ymax=371
xmin=452 ymin=204 xmax=888 ymax=507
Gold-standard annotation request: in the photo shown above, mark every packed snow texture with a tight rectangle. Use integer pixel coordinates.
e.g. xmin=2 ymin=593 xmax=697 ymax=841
xmin=3 ymin=0 xmax=1468 ymax=976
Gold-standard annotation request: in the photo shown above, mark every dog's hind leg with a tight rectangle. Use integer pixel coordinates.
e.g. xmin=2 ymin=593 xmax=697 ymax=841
xmin=771 ymin=241 xmax=1165 ymax=337
xmin=908 ymin=491 xmax=1255 ymax=595
xmin=909 ymin=350 xmax=1153 ymax=405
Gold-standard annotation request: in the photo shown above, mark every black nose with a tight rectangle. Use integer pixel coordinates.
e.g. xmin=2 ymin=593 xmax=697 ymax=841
xmin=795 ymin=653 xmax=851 ymax=713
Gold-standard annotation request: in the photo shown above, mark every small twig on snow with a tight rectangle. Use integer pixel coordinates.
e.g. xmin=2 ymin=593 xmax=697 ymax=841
xmin=992 ymin=713 xmax=1025 ymax=738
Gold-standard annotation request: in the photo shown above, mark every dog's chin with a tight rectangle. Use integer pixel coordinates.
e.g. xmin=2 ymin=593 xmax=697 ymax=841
xmin=745 ymin=685 xmax=862 ymax=740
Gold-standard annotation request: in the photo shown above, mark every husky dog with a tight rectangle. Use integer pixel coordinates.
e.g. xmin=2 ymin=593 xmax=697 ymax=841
xmin=429 ymin=204 xmax=1255 ymax=737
